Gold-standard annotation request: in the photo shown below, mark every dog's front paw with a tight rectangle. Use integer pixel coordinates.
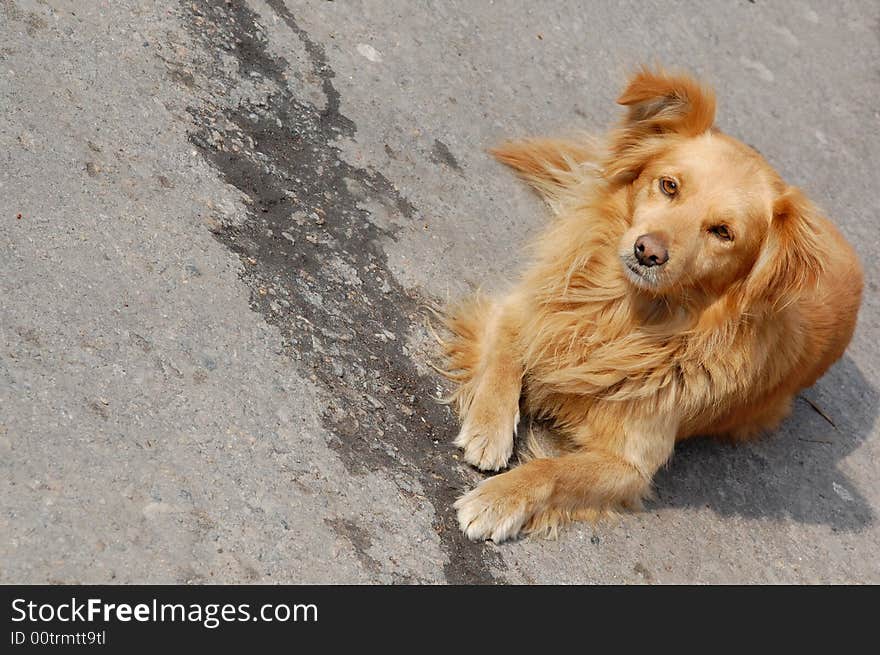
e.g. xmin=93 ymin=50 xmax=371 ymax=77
xmin=454 ymin=408 xmax=518 ymax=472
xmin=454 ymin=475 xmax=535 ymax=542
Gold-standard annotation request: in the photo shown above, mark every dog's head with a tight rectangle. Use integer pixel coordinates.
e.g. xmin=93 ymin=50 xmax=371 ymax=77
xmin=610 ymin=67 xmax=823 ymax=305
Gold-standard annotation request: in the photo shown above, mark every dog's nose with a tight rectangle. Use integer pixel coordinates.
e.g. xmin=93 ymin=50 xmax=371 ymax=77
xmin=634 ymin=233 xmax=669 ymax=267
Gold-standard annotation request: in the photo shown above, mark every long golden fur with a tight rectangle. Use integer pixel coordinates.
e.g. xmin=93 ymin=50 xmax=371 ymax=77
xmin=440 ymin=67 xmax=863 ymax=542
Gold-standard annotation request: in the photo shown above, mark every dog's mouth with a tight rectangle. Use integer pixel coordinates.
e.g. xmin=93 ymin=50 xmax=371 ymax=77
xmin=625 ymin=260 xmax=644 ymax=277
xmin=620 ymin=255 xmax=662 ymax=290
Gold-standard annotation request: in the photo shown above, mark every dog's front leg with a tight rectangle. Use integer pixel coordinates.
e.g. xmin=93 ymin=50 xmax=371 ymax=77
xmin=455 ymin=414 xmax=677 ymax=541
xmin=453 ymin=296 xmax=524 ymax=471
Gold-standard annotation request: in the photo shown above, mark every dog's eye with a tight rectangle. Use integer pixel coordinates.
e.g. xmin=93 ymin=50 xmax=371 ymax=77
xmin=709 ymin=225 xmax=733 ymax=241
xmin=659 ymin=177 xmax=679 ymax=197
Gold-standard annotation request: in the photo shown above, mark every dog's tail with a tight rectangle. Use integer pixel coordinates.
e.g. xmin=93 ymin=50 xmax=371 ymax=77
xmin=489 ymin=136 xmax=603 ymax=213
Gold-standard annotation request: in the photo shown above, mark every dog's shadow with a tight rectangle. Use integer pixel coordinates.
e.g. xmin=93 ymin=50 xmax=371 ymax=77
xmin=652 ymin=354 xmax=877 ymax=531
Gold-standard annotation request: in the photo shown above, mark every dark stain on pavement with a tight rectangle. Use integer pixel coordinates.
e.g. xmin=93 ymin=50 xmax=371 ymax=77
xmin=430 ymin=139 xmax=463 ymax=174
xmin=325 ymin=518 xmax=382 ymax=575
xmin=180 ymin=0 xmax=502 ymax=583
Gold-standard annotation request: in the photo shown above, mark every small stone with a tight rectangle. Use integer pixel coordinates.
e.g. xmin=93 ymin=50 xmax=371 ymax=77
xmin=365 ymin=394 xmax=385 ymax=409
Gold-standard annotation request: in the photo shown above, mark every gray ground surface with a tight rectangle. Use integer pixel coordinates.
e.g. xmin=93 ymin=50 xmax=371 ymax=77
xmin=2 ymin=0 xmax=878 ymax=584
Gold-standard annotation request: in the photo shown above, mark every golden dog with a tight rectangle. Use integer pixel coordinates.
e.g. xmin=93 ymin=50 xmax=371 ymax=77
xmin=441 ymin=67 xmax=863 ymax=542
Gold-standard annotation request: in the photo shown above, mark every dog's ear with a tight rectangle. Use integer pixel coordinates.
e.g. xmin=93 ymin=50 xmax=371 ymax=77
xmin=744 ymin=187 xmax=825 ymax=307
xmin=616 ymin=67 xmax=716 ymax=135
xmin=605 ymin=66 xmax=716 ymax=183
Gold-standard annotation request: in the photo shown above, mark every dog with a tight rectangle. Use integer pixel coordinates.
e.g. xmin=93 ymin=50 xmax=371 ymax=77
xmin=439 ymin=66 xmax=863 ymax=542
